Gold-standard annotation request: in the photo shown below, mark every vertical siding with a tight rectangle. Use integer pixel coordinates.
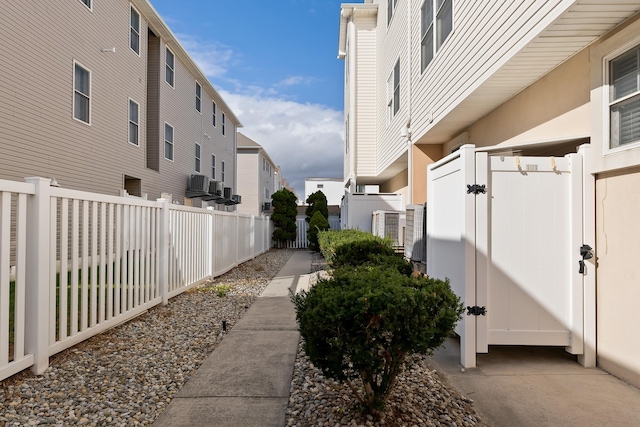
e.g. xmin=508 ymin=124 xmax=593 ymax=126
xmin=355 ymin=16 xmax=378 ymax=177
xmin=146 ymin=30 xmax=161 ymax=172
xmin=236 ymin=151 xmax=259 ymax=216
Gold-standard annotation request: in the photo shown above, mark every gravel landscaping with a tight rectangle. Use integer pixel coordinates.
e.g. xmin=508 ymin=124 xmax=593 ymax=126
xmin=0 ymin=249 xmax=485 ymax=427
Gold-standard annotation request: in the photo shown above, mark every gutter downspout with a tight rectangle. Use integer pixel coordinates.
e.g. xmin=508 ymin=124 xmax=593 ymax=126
xmin=406 ymin=0 xmax=413 ymax=206
xmin=348 ymin=12 xmax=357 ymax=195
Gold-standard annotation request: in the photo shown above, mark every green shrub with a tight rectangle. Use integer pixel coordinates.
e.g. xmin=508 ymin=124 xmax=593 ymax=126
xmin=292 ymin=266 xmax=463 ymax=415
xmin=318 ymin=229 xmax=393 ymax=266
xmin=331 ymin=238 xmax=395 ymax=269
xmin=308 ymin=211 xmax=330 ymax=252
xmin=271 ymin=189 xmax=298 ymax=248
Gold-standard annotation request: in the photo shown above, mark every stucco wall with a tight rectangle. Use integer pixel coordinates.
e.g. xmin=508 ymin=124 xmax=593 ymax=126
xmin=379 ymin=168 xmax=408 ymax=198
xmin=465 ymin=49 xmax=591 ymax=151
xmin=595 ymin=167 xmax=640 ymax=387
xmin=412 ymin=144 xmax=443 ymax=204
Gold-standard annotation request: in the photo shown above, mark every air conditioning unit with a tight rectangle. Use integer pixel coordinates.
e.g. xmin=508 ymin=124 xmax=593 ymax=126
xmin=231 ymin=194 xmax=241 ymax=204
xmin=186 ymin=174 xmax=210 ymax=198
xmin=262 ymin=202 xmax=271 ymax=211
xmin=215 ymin=187 xmax=233 ymax=205
xmin=202 ymin=180 xmax=224 ymax=201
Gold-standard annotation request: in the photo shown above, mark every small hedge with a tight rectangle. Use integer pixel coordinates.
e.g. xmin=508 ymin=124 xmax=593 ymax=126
xmin=292 ymin=265 xmax=463 ymax=414
xmin=318 ymin=229 xmax=394 ymax=267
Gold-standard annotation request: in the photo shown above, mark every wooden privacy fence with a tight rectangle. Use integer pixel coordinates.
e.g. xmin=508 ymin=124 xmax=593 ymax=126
xmin=0 ymin=177 xmax=272 ymax=381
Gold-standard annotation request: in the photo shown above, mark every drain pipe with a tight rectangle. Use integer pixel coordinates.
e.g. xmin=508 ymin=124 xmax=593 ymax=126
xmin=406 ymin=0 xmax=413 ymax=205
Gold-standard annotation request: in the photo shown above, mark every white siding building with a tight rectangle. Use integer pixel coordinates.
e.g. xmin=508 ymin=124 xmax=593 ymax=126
xmin=304 ymin=178 xmax=344 ymax=206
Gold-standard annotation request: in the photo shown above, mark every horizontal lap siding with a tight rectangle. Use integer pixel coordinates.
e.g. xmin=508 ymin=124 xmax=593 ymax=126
xmin=236 ymin=152 xmax=259 ymax=216
xmin=0 ymin=1 xmax=148 ymax=196
xmin=377 ymin=0 xmax=410 ymax=175
xmin=410 ymin=0 xmax=573 ymax=141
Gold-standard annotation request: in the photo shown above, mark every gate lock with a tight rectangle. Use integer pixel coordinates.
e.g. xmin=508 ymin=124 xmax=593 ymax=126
xmin=579 ymin=244 xmax=593 ymax=274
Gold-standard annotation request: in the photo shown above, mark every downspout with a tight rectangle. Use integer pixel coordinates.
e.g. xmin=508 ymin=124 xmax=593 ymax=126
xmin=348 ymin=12 xmax=357 ymax=194
xmin=406 ymin=0 xmax=413 ymax=205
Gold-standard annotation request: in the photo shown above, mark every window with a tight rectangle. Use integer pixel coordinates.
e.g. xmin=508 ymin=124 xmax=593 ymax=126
xmin=164 ymin=123 xmax=174 ymax=161
xmin=195 ymin=143 xmax=201 ymax=172
xmin=221 ymin=161 xmax=226 ymax=183
xmin=73 ymin=61 xmax=91 ymax=124
xmin=212 ymin=102 xmax=217 ymax=126
xmin=387 ymin=0 xmax=397 ymax=25
xmin=387 ymin=59 xmax=400 ymax=121
xmin=79 ymin=0 xmax=91 ymax=10
xmin=128 ymin=99 xmax=139 ymax=145
xmin=211 ymin=154 xmax=216 ymax=179
xmin=421 ymin=0 xmax=453 ymax=72
xmin=165 ymin=48 xmax=174 ymax=87
xmin=610 ymin=45 xmax=640 ymax=149
xmin=317 ymin=184 xmax=324 ymax=189
xmin=130 ymin=6 xmax=140 ymax=55
xmin=222 ymin=113 xmax=226 ymax=135
xmin=195 ymin=82 xmax=202 ymax=113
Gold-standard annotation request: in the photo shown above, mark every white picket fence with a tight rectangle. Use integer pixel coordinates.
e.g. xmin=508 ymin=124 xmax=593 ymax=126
xmin=287 ymin=215 xmax=341 ymax=249
xmin=0 ymin=177 xmax=272 ymax=381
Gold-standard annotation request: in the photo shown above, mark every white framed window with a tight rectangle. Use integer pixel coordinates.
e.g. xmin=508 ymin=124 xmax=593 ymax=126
xmin=317 ymin=184 xmax=324 ymax=189
xmin=221 ymin=161 xmax=226 ymax=183
xmin=387 ymin=0 xmax=398 ymax=26
xmin=164 ymin=122 xmax=174 ymax=161
xmin=421 ymin=0 xmax=453 ymax=72
xmin=130 ymin=6 xmax=140 ymax=55
xmin=195 ymin=82 xmax=202 ymax=113
xmin=79 ymin=0 xmax=92 ymax=11
xmin=222 ymin=113 xmax=226 ymax=135
xmin=165 ymin=48 xmax=175 ymax=87
xmin=212 ymin=102 xmax=217 ymax=127
xmin=73 ymin=61 xmax=91 ymax=124
xmin=211 ymin=154 xmax=216 ymax=179
xmin=128 ymin=98 xmax=139 ymax=146
xmin=195 ymin=143 xmax=201 ymax=172
xmin=609 ymin=45 xmax=640 ymax=150
xmin=387 ymin=59 xmax=400 ymax=121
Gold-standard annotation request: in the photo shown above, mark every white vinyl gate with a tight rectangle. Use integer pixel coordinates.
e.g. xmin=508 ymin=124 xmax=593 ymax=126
xmin=427 ymin=145 xmax=595 ymax=368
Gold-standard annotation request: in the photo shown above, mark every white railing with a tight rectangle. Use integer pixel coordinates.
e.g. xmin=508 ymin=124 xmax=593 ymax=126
xmin=0 ymin=177 xmax=272 ymax=381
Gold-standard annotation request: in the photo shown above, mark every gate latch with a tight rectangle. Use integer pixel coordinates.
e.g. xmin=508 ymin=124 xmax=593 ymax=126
xmin=578 ymin=244 xmax=593 ymax=274
xmin=467 ymin=184 xmax=486 ymax=194
xmin=467 ymin=306 xmax=487 ymax=316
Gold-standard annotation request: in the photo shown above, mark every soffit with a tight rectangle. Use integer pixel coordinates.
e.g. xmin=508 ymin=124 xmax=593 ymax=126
xmin=419 ymin=0 xmax=640 ymax=144
xmin=338 ymin=3 xmax=379 ymax=58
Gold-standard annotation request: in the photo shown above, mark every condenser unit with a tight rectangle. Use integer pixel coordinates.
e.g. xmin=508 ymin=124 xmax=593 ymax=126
xmin=186 ymin=174 xmax=210 ymax=198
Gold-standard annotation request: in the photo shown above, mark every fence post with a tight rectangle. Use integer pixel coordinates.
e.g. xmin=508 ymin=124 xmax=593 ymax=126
xmin=207 ymin=207 xmax=215 ymax=278
xmin=157 ymin=198 xmax=169 ymax=305
xmin=24 ymin=177 xmax=52 ymax=374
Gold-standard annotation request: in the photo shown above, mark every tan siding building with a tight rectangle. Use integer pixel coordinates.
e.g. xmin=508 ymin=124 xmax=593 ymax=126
xmin=0 ymin=0 xmax=241 ymax=206
xmin=339 ymin=0 xmax=640 ymax=388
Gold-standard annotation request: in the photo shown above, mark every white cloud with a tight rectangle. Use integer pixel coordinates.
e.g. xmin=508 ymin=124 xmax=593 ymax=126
xmin=221 ymin=91 xmax=344 ymax=202
xmin=175 ymin=33 xmax=235 ymax=79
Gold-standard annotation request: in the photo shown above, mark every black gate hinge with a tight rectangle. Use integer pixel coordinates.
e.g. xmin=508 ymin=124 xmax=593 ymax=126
xmin=467 ymin=306 xmax=487 ymax=316
xmin=467 ymin=184 xmax=486 ymax=194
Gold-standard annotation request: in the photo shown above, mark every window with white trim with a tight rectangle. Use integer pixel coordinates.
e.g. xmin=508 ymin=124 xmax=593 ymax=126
xmin=212 ymin=154 xmax=216 ymax=179
xmin=130 ymin=6 xmax=140 ymax=55
xmin=195 ymin=143 xmax=201 ymax=172
xmin=164 ymin=123 xmax=174 ymax=161
xmin=222 ymin=113 xmax=226 ymax=135
xmin=212 ymin=102 xmax=217 ymax=126
xmin=79 ymin=0 xmax=91 ymax=10
xmin=221 ymin=160 xmax=226 ymax=183
xmin=195 ymin=82 xmax=202 ymax=113
xmin=387 ymin=60 xmax=400 ymax=122
xmin=421 ymin=0 xmax=453 ymax=72
xmin=609 ymin=45 xmax=640 ymax=149
xmin=73 ymin=61 xmax=91 ymax=124
xmin=129 ymin=99 xmax=139 ymax=146
xmin=165 ymin=48 xmax=175 ymax=87
xmin=387 ymin=0 xmax=397 ymax=26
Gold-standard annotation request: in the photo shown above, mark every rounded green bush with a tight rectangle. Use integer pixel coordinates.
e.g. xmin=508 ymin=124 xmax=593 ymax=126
xmin=292 ymin=266 xmax=463 ymax=414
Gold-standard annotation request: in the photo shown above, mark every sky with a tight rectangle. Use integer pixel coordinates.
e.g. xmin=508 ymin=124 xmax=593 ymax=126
xmin=148 ymin=0 xmax=354 ymax=201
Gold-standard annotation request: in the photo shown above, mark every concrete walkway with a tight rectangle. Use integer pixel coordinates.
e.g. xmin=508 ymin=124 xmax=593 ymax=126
xmin=153 ymin=250 xmax=312 ymax=427
xmin=428 ymin=337 xmax=640 ymax=427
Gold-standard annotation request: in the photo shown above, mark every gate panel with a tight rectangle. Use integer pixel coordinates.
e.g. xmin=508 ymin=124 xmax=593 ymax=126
xmin=476 ymin=154 xmax=582 ymax=350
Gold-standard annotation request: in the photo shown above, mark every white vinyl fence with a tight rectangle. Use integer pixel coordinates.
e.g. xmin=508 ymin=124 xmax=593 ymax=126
xmin=287 ymin=215 xmax=341 ymax=249
xmin=0 ymin=177 xmax=272 ymax=381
